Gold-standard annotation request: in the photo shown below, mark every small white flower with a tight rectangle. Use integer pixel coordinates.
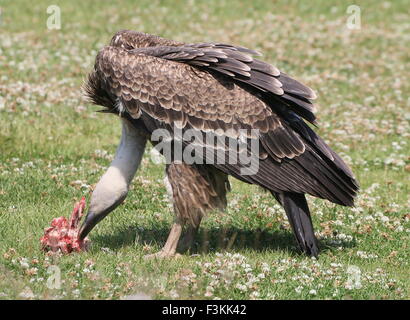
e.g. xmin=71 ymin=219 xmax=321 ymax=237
xmin=18 ymin=287 xmax=35 ymax=299
xmin=261 ymin=263 xmax=270 ymax=273
xmin=380 ymin=216 xmax=389 ymax=223
xmin=295 ymin=286 xmax=303 ymax=294
xmin=203 ymin=290 xmax=213 ymax=297
xmin=206 ymin=285 xmax=214 ymax=292
xmin=395 ymin=226 xmax=404 ymax=232
xmin=0 ymin=96 xmax=5 ymax=110
xmin=169 ymin=290 xmax=179 ymax=298
xmin=236 ymin=283 xmax=248 ymax=292
xmin=20 ymin=258 xmax=29 ymax=269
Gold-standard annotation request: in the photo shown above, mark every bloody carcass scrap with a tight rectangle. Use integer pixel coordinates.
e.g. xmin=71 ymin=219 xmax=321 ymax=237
xmin=40 ymin=197 xmax=90 ymax=253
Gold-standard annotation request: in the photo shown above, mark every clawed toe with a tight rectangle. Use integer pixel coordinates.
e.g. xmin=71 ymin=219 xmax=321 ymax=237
xmin=144 ymin=250 xmax=181 ymax=259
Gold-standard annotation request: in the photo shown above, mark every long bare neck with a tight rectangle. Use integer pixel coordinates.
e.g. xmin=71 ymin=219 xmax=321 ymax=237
xmin=88 ymin=118 xmax=147 ymax=214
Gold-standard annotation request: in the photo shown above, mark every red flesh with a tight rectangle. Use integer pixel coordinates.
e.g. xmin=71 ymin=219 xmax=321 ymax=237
xmin=40 ymin=197 xmax=90 ymax=254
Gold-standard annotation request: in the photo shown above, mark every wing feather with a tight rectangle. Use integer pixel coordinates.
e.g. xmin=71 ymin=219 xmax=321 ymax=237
xmin=97 ymin=47 xmax=277 ymax=128
xmin=131 ymin=42 xmax=317 ymax=123
xmin=84 ymin=37 xmax=358 ymax=205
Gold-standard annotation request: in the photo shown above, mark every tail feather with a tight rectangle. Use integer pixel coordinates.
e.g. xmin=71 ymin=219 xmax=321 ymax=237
xmin=273 ymin=191 xmax=319 ymax=257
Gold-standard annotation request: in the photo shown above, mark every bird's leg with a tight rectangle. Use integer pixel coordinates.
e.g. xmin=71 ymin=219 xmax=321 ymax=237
xmin=144 ymin=217 xmax=184 ymax=259
xmin=159 ymin=217 xmax=184 ymax=257
xmin=145 ymin=163 xmax=228 ymax=258
xmin=178 ymin=224 xmax=200 ymax=253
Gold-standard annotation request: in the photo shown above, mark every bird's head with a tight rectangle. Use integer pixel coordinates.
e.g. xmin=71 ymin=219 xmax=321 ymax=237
xmin=79 ymin=168 xmax=128 ymax=240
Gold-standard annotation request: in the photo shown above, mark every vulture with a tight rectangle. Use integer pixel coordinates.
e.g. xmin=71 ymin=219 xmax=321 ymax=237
xmin=79 ymin=30 xmax=359 ymax=258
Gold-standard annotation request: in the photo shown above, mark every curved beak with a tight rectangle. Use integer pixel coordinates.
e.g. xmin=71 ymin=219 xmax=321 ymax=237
xmin=78 ymin=197 xmax=126 ymax=240
xmin=78 ymin=211 xmax=99 ymax=240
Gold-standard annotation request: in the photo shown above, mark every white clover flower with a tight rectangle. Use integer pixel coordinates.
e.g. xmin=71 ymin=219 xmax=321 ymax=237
xmin=206 ymin=285 xmax=214 ymax=292
xmin=330 ymin=263 xmax=342 ymax=268
xmin=261 ymin=263 xmax=270 ymax=273
xmin=205 ymin=291 xmax=213 ymax=297
xmin=0 ymin=96 xmax=5 ymax=110
xmin=380 ymin=216 xmax=390 ymax=223
xmin=169 ymin=290 xmax=179 ymax=298
xmin=295 ymin=286 xmax=303 ymax=294
xmin=18 ymin=287 xmax=35 ymax=299
xmin=20 ymin=258 xmax=29 ymax=269
xmin=236 ymin=283 xmax=248 ymax=292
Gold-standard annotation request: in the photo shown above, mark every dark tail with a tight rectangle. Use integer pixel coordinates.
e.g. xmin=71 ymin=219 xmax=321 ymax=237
xmin=273 ymin=191 xmax=319 ymax=257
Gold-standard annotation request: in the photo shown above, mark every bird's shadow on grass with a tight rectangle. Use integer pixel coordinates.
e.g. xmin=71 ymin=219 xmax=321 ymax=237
xmin=93 ymin=224 xmax=357 ymax=256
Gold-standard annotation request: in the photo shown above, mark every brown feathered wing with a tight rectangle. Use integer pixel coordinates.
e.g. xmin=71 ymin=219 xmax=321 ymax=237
xmin=86 ymin=40 xmax=358 ymax=206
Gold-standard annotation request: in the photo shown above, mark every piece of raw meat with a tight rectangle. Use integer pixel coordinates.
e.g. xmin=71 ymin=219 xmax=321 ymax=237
xmin=40 ymin=197 xmax=90 ymax=253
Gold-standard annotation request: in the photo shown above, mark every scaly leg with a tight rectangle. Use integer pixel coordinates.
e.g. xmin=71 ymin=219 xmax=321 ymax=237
xmin=144 ymin=217 xmax=184 ymax=259
xmin=145 ymin=162 xmax=229 ymax=259
xmin=178 ymin=224 xmax=200 ymax=253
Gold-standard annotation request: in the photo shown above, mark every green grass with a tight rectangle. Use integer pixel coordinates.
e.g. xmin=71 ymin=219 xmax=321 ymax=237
xmin=0 ymin=0 xmax=409 ymax=299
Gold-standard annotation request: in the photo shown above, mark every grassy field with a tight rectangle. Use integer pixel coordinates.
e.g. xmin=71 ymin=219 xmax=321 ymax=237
xmin=0 ymin=0 xmax=409 ymax=300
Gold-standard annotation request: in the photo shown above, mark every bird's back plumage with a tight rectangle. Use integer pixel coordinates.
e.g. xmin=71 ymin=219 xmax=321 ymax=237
xmin=84 ymin=30 xmax=359 ymax=207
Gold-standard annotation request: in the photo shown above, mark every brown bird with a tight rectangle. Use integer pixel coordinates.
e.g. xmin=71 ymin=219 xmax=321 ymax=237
xmin=79 ymin=30 xmax=359 ymax=258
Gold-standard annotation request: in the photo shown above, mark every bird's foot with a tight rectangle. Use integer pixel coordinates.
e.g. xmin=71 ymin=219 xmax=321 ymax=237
xmin=144 ymin=250 xmax=181 ymax=260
